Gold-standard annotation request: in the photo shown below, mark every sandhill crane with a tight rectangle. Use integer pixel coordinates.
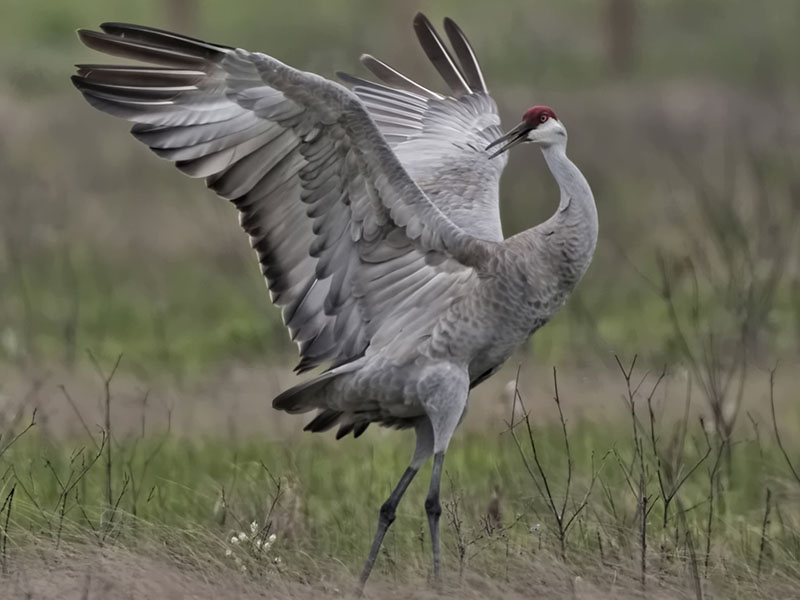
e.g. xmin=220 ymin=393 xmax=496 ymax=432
xmin=72 ymin=13 xmax=598 ymax=588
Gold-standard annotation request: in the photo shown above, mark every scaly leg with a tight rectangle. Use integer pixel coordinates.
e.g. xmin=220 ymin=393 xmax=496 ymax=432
xmin=358 ymin=419 xmax=433 ymax=591
xmin=425 ymin=450 xmax=446 ymax=585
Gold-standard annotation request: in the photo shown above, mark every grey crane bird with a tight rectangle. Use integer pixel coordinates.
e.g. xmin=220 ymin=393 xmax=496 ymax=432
xmin=71 ymin=13 xmax=598 ymax=588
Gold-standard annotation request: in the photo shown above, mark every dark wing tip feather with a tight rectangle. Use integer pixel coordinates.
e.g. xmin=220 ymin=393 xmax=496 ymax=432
xmin=412 ymin=13 xmax=470 ymax=98
xmin=98 ymin=22 xmax=234 ymax=59
xmin=98 ymin=22 xmax=234 ymax=50
xmin=442 ymin=17 xmax=487 ymax=93
xmin=348 ymin=14 xmax=485 ymax=102
xmin=75 ymin=28 xmax=210 ymax=68
xmin=74 ymin=64 xmax=205 ymax=87
xmin=76 ymin=28 xmax=106 ymax=49
xmin=76 ymin=23 xmax=228 ymax=68
xmin=412 ymin=12 xmax=430 ymax=29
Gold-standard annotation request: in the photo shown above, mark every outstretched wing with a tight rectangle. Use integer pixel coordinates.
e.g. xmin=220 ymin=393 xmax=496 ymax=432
xmin=72 ymin=22 xmax=489 ymax=373
xmin=338 ymin=14 xmax=508 ymax=242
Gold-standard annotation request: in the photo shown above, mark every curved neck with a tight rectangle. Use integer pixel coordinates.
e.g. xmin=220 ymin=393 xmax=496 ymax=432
xmin=524 ymin=144 xmax=598 ymax=287
xmin=541 ymin=144 xmax=597 ymax=229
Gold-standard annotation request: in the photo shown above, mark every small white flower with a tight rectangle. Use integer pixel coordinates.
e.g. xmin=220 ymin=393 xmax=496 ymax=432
xmin=241 ymin=564 xmax=247 ymax=572
xmin=530 ymin=523 xmax=541 ymax=534
xmin=255 ymin=539 xmax=262 ymax=549
xmin=237 ymin=532 xmax=247 ymax=542
xmin=231 ymin=536 xmax=239 ymax=544
xmin=268 ymin=533 xmax=277 ymax=543
xmin=250 ymin=521 xmax=258 ymax=534
xmin=273 ymin=557 xmax=281 ymax=565
xmin=224 ymin=549 xmax=232 ymax=557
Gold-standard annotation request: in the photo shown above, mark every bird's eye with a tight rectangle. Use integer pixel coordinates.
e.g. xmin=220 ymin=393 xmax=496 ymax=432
xmin=539 ymin=114 xmax=549 ymax=123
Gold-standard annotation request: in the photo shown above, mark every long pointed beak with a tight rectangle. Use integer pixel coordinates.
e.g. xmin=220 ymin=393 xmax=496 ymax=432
xmin=486 ymin=122 xmax=530 ymax=159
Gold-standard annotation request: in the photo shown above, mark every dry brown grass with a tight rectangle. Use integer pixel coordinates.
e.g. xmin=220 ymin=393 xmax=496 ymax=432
xmin=6 ymin=541 xmax=797 ymax=600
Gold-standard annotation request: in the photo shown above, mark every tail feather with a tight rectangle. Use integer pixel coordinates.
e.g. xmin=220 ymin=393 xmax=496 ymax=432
xmin=335 ymin=422 xmax=354 ymax=439
xmin=303 ymin=409 xmax=343 ymax=433
xmin=272 ymin=371 xmax=338 ymax=414
xmin=335 ymin=420 xmax=370 ymax=439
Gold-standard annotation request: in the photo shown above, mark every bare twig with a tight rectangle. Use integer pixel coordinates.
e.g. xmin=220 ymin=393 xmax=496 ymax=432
xmin=59 ymin=385 xmax=99 ymax=450
xmin=0 ymin=409 xmax=37 ymax=459
xmin=703 ymin=436 xmax=725 ymax=577
xmin=0 ymin=486 xmax=14 ymax=576
xmin=757 ymin=487 xmax=772 ymax=577
xmin=88 ymin=352 xmax=122 ymax=517
xmin=768 ymin=368 xmax=800 ymax=486
xmin=508 ymin=370 xmax=606 ymax=561
xmin=675 ymin=495 xmax=704 ymax=600
xmin=646 ymin=388 xmax=712 ymax=530
xmin=44 ymin=434 xmax=106 ymax=548
xmin=102 ymin=472 xmax=130 ymax=541
xmin=615 ymin=354 xmax=661 ymax=589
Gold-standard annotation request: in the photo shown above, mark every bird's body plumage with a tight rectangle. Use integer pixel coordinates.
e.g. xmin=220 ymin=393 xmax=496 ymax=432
xmin=72 ymin=14 xmax=597 ymax=587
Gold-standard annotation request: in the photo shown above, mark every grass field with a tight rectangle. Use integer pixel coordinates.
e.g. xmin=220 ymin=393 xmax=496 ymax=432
xmin=1 ymin=360 xmax=799 ymax=599
xmin=2 ymin=1 xmax=800 ymax=598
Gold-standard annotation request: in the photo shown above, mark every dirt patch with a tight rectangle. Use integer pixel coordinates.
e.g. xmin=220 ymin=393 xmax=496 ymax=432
xmin=0 ymin=545 xmax=698 ymax=600
xmin=7 ymin=543 xmax=792 ymax=600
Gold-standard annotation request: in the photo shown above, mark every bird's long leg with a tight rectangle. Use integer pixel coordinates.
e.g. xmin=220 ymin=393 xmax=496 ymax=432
xmin=420 ymin=365 xmax=470 ymax=587
xmin=358 ymin=467 xmax=417 ymax=587
xmin=425 ymin=450 xmax=446 ymax=585
xmin=358 ymin=418 xmax=433 ymax=590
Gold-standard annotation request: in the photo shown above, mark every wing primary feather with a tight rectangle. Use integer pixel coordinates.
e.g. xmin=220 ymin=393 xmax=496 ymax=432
xmin=75 ymin=65 xmax=205 ymax=87
xmin=99 ymin=22 xmax=232 ymax=56
xmin=337 ymin=72 xmax=430 ymax=110
xmin=77 ymin=29 xmax=209 ymax=68
xmin=443 ymin=18 xmax=487 ymax=93
xmin=359 ymin=55 xmax=443 ymax=100
xmin=412 ymin=13 xmax=471 ymax=98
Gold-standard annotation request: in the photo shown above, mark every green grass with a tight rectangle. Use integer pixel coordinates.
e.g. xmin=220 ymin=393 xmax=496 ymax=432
xmin=3 ymin=247 xmax=797 ymax=375
xmin=1 ymin=2 xmax=799 ymax=596
xmin=1 ymin=253 xmax=291 ymax=374
xmin=0 ymin=251 xmax=677 ymax=373
xmin=2 ymin=397 xmax=799 ymax=591
xmin=3 ymin=0 xmax=798 ymax=376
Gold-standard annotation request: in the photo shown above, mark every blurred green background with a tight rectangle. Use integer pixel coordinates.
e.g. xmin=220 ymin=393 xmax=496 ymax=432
xmin=1 ymin=0 xmax=799 ymax=377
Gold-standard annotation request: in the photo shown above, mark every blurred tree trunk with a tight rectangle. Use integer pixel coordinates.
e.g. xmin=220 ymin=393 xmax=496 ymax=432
xmin=605 ymin=0 xmax=638 ymax=75
xmin=165 ymin=0 xmax=198 ymax=33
